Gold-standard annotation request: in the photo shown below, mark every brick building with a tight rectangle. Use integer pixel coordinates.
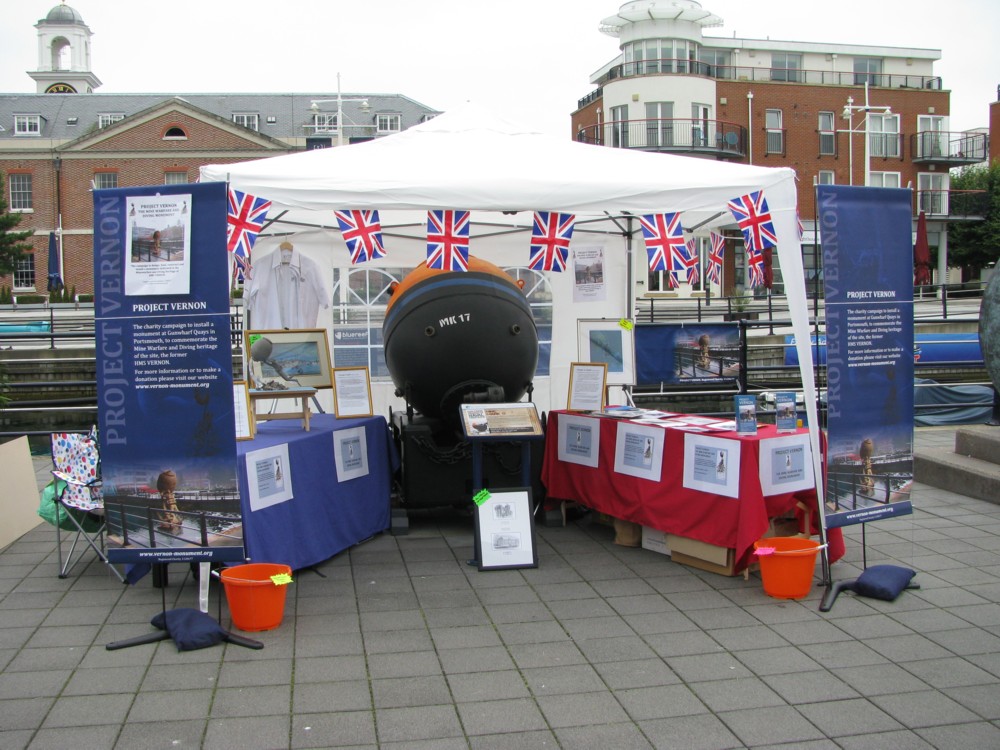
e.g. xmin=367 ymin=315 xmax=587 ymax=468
xmin=571 ymin=0 xmax=990 ymax=295
xmin=0 ymin=3 xmax=438 ymax=297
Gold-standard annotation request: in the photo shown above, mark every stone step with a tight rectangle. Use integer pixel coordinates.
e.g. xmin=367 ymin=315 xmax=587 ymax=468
xmin=955 ymin=426 xmax=1000 ymax=467
xmin=913 ymin=446 xmax=1000 ymax=506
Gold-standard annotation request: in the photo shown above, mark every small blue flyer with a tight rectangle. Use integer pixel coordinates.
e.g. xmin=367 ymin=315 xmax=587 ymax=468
xmin=734 ymin=394 xmax=757 ymax=435
xmin=775 ymin=392 xmax=798 ymax=432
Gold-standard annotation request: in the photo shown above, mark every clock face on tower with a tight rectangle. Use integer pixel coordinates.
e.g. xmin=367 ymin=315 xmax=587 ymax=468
xmin=45 ymin=83 xmax=77 ymax=94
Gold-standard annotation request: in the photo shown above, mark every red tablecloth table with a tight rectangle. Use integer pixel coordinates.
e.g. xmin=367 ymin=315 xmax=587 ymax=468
xmin=541 ymin=411 xmax=826 ymax=572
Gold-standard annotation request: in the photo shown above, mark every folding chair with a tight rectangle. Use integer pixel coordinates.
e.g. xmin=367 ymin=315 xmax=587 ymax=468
xmin=50 ymin=429 xmax=125 ymax=582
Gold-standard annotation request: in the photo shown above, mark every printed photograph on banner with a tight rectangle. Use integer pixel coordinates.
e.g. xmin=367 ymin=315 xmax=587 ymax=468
xmin=634 ymin=323 xmax=740 ymax=387
xmin=682 ymin=433 xmax=741 ymax=498
xmin=124 ymin=194 xmax=192 ymax=295
xmin=572 ymin=246 xmax=606 ymax=302
xmin=557 ymin=413 xmax=601 ymax=468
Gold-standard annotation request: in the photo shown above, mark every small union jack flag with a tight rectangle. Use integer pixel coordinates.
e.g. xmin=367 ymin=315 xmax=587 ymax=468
xmin=426 ymin=210 xmax=470 ymax=271
xmin=727 ymin=190 xmax=778 ymax=254
xmin=746 ymin=245 xmax=766 ymax=287
xmin=796 ymin=209 xmax=805 ymax=241
xmin=707 ymin=232 xmax=725 ymax=285
xmin=528 ymin=211 xmax=575 ymax=272
xmin=227 ymin=189 xmax=271 ymax=269
xmin=638 ymin=212 xmax=686 ymax=273
xmin=335 ymin=209 xmax=387 ymax=264
xmin=682 ymin=238 xmax=700 ymax=285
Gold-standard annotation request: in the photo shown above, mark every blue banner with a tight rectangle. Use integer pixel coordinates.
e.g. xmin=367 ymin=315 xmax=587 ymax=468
xmin=94 ymin=182 xmax=245 ymax=564
xmin=818 ymin=185 xmax=914 ymax=528
xmin=635 ymin=323 xmax=741 ymax=386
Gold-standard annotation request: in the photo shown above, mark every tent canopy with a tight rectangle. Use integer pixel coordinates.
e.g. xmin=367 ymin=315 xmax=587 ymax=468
xmin=200 ymin=102 xmax=795 ymax=222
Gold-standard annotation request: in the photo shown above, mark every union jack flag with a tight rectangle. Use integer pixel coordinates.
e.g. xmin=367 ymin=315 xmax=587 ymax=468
xmin=528 ymin=211 xmax=575 ymax=272
xmin=746 ymin=245 xmax=766 ymax=287
xmin=638 ymin=212 xmax=686 ymax=273
xmin=426 ymin=210 xmax=470 ymax=271
xmin=727 ymin=190 xmax=778 ymax=254
xmin=682 ymin=238 xmax=700 ymax=285
xmin=796 ymin=209 xmax=805 ymax=241
xmin=707 ymin=232 xmax=725 ymax=285
xmin=335 ymin=209 xmax=387 ymax=264
xmin=227 ymin=189 xmax=271 ymax=271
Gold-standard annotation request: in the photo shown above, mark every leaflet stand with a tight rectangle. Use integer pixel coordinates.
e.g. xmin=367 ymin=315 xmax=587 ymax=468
xmin=458 ymin=403 xmax=545 ymax=567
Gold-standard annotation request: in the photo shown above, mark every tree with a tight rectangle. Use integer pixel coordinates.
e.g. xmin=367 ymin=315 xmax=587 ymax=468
xmin=947 ymin=162 xmax=1000 ymax=281
xmin=0 ymin=172 xmax=33 ymax=276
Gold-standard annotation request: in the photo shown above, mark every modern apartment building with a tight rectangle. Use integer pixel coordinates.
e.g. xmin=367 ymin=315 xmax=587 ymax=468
xmin=571 ymin=0 xmax=990 ymax=295
xmin=0 ymin=3 xmax=439 ymax=297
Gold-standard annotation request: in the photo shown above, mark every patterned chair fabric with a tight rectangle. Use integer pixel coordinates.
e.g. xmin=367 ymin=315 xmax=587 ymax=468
xmin=51 ymin=428 xmax=102 ymax=512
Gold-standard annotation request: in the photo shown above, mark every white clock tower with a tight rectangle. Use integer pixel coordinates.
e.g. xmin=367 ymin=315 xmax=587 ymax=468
xmin=28 ymin=2 xmax=102 ymax=94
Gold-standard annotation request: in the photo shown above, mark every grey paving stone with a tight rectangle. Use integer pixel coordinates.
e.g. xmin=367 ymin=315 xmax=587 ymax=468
xmin=591 ymin=657 xmax=680 ymax=690
xmin=766 ymin=668 xmax=861 ymax=704
xmin=834 ymin=729 xmax=936 ymax=749
xmin=0 ymin=696 xmax=55 ymax=731
xmin=535 ymin=691 xmax=630 ymax=728
xmin=28 ymin=723 xmax=121 ymax=750
xmin=202 ymin=714 xmax=291 ymax=750
xmin=576 ymin=634 xmax=658 ymax=663
xmin=447 ymin=669 xmax=530 ymax=703
xmin=0 ymin=669 xmax=70 ymax=700
xmin=209 ymin=683 xmax=292 ymax=718
xmin=638 ymin=713 xmax=744 ymax=750
xmin=795 ymin=697 xmax=905 ymax=738
xmin=375 ymin=704 xmax=464 ymax=743
xmin=869 ymin=689 xmax=983 ymax=729
xmin=41 ymin=692 xmax=133 ymax=729
xmin=431 ymin=624 xmax=504 ymax=650
xmin=291 ymin=654 xmax=368 ymax=683
xmin=561 ymin=615 xmax=635 ymax=641
xmin=127 ymin=687 xmax=214 ymax=723
xmin=665 ymin=651 xmax=754 ymax=682
xmin=554 ymin=722 xmax=654 ymax=749
xmin=643 ymin=628 xmax=725 ymax=658
xmin=371 ymin=674 xmax=452 ymax=709
xmin=113 ymin=719 xmax=208 ymax=750
xmin=687 ymin=675 xmax=787 ymax=712
xmin=469 ymin=729 xmax=561 ymax=749
xmin=291 ymin=679 xmax=372 ymax=714
xmin=616 ymin=683 xmax=710 ymax=721
xmin=717 ymin=704 xmax=828 ymax=745
xmin=520 ymin=663 xmax=605 ymax=696
xmin=941 ymin=684 xmax=1000 ymax=720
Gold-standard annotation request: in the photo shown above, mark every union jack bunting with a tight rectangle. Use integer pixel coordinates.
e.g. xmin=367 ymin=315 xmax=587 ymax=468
xmin=638 ymin=212 xmax=686 ymax=273
xmin=426 ymin=210 xmax=470 ymax=271
xmin=335 ymin=209 xmax=387 ymax=264
xmin=528 ymin=211 xmax=575 ymax=272
xmin=746 ymin=245 xmax=766 ymax=287
xmin=682 ymin=238 xmax=700 ymax=285
xmin=227 ymin=189 xmax=271 ymax=269
xmin=796 ymin=209 xmax=805 ymax=241
xmin=707 ymin=232 xmax=725 ymax=285
xmin=727 ymin=190 xmax=778 ymax=254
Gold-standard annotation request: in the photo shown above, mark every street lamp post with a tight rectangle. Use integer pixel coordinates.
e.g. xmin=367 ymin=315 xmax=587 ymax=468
xmin=840 ymin=82 xmax=891 ymax=186
xmin=310 ymin=73 xmax=371 ymax=147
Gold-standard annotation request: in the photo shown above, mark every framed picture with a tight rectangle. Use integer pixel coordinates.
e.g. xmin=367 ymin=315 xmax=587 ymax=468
xmin=474 ymin=487 xmax=538 ymax=571
xmin=245 ymin=328 xmax=333 ymax=390
xmin=577 ymin=319 xmax=635 ymax=386
xmin=233 ymin=380 xmax=255 ymax=441
xmin=333 ymin=367 xmax=374 ymax=418
xmin=567 ymin=362 xmax=608 ymax=411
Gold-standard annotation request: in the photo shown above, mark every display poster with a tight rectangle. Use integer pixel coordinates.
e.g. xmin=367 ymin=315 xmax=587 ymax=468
xmin=682 ymin=433 xmax=742 ymax=498
xmin=474 ymin=488 xmax=538 ymax=570
xmin=758 ymin=434 xmax=814 ymax=495
xmin=775 ymin=392 xmax=798 ymax=433
xmin=567 ymin=362 xmax=607 ymax=411
xmin=459 ymin=403 xmax=543 ymax=438
xmin=244 ymin=443 xmax=293 ymax=511
xmin=635 ymin=323 xmax=741 ymax=386
xmin=334 ymin=426 xmax=370 ymax=482
xmin=556 ymin=413 xmax=600 ymax=468
xmin=734 ymin=395 xmax=758 ymax=435
xmin=572 ymin=246 xmax=607 ymax=302
xmin=124 ymin=193 xmax=192 ymax=296
xmin=612 ymin=421 xmax=664 ymax=481
xmin=94 ymin=182 xmax=245 ymax=564
xmin=818 ymin=185 xmax=914 ymax=528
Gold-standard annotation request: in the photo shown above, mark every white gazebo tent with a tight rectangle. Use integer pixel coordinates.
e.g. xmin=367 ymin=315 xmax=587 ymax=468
xmin=200 ymin=102 xmax=823 ymax=517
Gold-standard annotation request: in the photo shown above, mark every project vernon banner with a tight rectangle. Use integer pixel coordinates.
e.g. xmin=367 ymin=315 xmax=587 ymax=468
xmin=94 ymin=182 xmax=245 ymax=565
xmin=818 ymin=185 xmax=914 ymax=528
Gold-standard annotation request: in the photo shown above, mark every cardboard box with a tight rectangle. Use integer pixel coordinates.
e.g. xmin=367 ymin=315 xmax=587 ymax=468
xmin=666 ymin=534 xmax=738 ymax=576
xmin=641 ymin=526 xmax=671 ymax=556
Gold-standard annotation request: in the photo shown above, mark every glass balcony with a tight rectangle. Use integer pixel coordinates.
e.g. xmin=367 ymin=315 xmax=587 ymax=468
xmin=911 ymin=131 xmax=988 ymax=166
xmin=575 ymin=118 xmax=746 ymax=159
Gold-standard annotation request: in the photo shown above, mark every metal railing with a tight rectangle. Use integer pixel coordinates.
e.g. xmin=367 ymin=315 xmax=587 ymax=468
xmin=915 ymin=189 xmax=989 ymax=220
xmin=910 ymin=131 xmax=989 ymax=164
xmin=575 ymin=118 xmax=746 ymax=157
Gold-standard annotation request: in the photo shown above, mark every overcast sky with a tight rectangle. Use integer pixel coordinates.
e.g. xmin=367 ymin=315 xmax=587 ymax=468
xmin=1 ymin=0 xmax=996 ymax=138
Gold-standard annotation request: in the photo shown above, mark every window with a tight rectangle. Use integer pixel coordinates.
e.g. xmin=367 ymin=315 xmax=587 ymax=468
xmin=918 ymin=172 xmax=948 ymax=215
xmin=93 ymin=172 xmax=118 ymax=190
xmin=164 ymin=170 xmax=188 ymax=184
xmin=765 ymin=109 xmax=784 ymax=154
xmin=610 ymin=105 xmax=629 ymax=148
xmin=644 ymin=101 xmax=673 ymax=147
xmin=818 ymin=170 xmax=835 ymax=185
xmin=13 ymin=254 xmax=35 ymax=291
xmin=502 ymin=267 xmax=553 ymax=377
xmin=917 ymin=115 xmax=946 ymax=158
xmin=14 ymin=115 xmax=41 ymax=136
xmin=818 ymin=111 xmax=836 ymax=155
xmin=868 ymin=113 xmax=900 ymax=158
xmin=163 ymin=126 xmax=187 ymax=139
xmin=869 ymin=172 xmax=901 ymax=189
xmin=98 ymin=113 xmax=125 ymax=128
xmin=699 ymin=48 xmax=731 ymax=78
xmin=376 ymin=114 xmax=401 ymax=133
xmin=232 ymin=113 xmax=259 ymax=131
xmin=771 ymin=53 xmax=803 ymax=83
xmin=313 ymin=113 xmax=338 ymax=133
xmin=8 ymin=173 xmax=33 ymax=211
xmin=853 ymin=57 xmax=882 ymax=86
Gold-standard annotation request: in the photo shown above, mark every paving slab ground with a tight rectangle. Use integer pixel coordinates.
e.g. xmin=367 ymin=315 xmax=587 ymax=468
xmin=2 ymin=425 xmax=999 ymax=749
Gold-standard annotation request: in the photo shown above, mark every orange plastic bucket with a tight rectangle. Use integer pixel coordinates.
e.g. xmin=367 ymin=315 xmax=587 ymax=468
xmin=753 ymin=537 xmax=823 ymax=599
xmin=220 ymin=563 xmax=292 ymax=631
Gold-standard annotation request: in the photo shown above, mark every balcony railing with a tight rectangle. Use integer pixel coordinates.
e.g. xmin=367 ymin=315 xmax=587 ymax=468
xmin=595 ymin=61 xmax=943 ymax=90
xmin=915 ymin=189 xmax=989 ymax=220
xmin=910 ymin=131 xmax=988 ymax=165
xmin=576 ymin=118 xmax=746 ymax=158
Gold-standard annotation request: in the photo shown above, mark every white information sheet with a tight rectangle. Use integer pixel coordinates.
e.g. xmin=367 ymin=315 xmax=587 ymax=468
xmin=682 ymin=433 xmax=742 ymax=499
xmin=613 ymin=421 xmax=664 ymax=482
xmin=124 ymin=194 xmax=192 ymax=296
xmin=758 ymin=433 xmax=814 ymax=495
xmin=557 ymin=414 xmax=601 ymax=468
xmin=244 ymin=443 xmax=293 ymax=511
xmin=334 ymin=426 xmax=370 ymax=482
